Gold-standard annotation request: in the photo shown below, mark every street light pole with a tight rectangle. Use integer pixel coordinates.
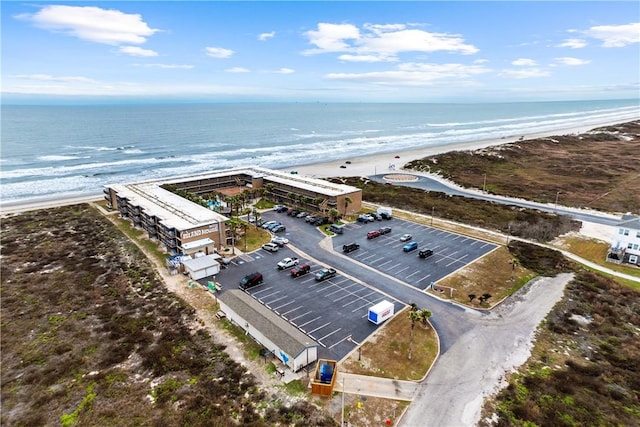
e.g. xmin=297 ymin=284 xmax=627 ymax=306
xmin=554 ymin=191 xmax=561 ymax=212
xmin=341 ymin=377 xmax=345 ymax=426
xmin=431 ymin=206 xmax=434 ymax=226
xmin=483 ymin=173 xmax=487 ymax=193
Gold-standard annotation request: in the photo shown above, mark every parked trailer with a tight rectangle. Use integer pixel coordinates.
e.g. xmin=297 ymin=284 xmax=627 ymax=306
xmin=368 ymin=300 xmax=394 ymax=325
xmin=376 ymin=206 xmax=393 ymax=219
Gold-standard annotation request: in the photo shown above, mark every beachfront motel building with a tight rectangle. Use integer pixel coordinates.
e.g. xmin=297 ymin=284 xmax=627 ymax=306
xmin=607 ymin=214 xmax=640 ymax=267
xmin=104 ymin=167 xmax=362 ymax=256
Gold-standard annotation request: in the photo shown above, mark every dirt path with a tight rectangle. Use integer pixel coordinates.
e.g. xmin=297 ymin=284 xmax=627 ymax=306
xmin=400 ymin=273 xmax=573 ymax=427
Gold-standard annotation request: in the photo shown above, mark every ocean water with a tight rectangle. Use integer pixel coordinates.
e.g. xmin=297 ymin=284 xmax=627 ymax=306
xmin=1 ymin=100 xmax=638 ymax=203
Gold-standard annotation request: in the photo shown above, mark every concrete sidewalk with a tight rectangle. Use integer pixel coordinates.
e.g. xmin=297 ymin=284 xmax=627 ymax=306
xmin=333 ymin=373 xmax=419 ymax=401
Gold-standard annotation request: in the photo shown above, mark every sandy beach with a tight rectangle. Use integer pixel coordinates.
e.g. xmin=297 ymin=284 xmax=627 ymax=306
xmin=0 ymin=118 xmax=633 ymax=216
xmin=285 ymin=121 xmax=626 ymax=179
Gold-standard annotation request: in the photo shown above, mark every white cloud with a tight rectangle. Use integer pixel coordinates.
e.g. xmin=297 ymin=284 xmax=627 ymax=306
xmin=584 ymin=22 xmax=640 ymax=47
xmin=15 ymin=5 xmax=158 ymax=45
xmin=274 ymin=68 xmax=295 ymax=74
xmin=554 ymin=57 xmax=590 ymax=66
xmin=119 ymin=46 xmax=158 ymax=57
xmin=205 ymin=47 xmax=234 ymax=58
xmin=512 ymin=58 xmax=537 ymax=66
xmin=258 ymin=31 xmax=275 ymax=41
xmin=11 ymin=73 xmax=97 ymax=83
xmin=304 ymin=22 xmax=479 ymax=61
xmin=338 ymin=54 xmax=395 ymax=63
xmin=226 ymin=67 xmax=250 ymax=73
xmin=500 ymin=68 xmax=551 ymax=79
xmin=557 ymin=38 xmax=587 ymax=49
xmin=325 ymin=62 xmax=490 ymax=86
xmin=135 ymin=63 xmax=194 ymax=69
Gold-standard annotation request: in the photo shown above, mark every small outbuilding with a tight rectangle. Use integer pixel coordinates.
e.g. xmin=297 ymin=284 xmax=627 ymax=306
xmin=181 ymin=253 xmax=221 ymax=280
xmin=218 ymin=289 xmax=318 ymax=372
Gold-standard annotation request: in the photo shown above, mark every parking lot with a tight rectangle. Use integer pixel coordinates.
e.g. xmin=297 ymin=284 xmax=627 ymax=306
xmin=211 ymin=209 xmax=495 ymax=361
xmin=211 ymin=244 xmax=400 ymax=361
xmin=333 ymin=219 xmax=497 ymax=289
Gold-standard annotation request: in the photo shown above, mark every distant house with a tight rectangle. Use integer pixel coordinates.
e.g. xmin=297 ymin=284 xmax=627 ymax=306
xmin=607 ymin=214 xmax=640 ymax=266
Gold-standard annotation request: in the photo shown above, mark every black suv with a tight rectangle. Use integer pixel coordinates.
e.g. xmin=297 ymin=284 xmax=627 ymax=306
xmin=379 ymin=226 xmax=392 ymax=235
xmin=239 ymin=272 xmax=263 ymax=290
xmin=342 ymin=242 xmax=360 ymax=253
xmin=419 ymin=249 xmax=434 ymax=259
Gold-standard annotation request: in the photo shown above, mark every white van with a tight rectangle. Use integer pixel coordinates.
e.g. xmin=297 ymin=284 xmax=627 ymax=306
xmin=329 ymin=224 xmax=345 ymax=234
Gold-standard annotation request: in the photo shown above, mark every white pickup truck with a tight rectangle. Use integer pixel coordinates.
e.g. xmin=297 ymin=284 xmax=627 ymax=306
xmin=277 ymin=257 xmax=299 ymax=270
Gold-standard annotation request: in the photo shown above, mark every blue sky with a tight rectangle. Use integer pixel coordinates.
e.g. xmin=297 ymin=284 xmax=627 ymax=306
xmin=2 ymin=1 xmax=639 ymax=102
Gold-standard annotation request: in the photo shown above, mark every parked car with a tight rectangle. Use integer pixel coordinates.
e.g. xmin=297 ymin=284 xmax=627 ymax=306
xmin=315 ymin=268 xmax=337 ymax=281
xmin=277 ymin=257 xmax=299 ymax=270
xmin=357 ymin=215 xmax=370 ymax=223
xmin=373 ymin=213 xmax=382 ymax=221
xmin=266 ymin=222 xmax=282 ymax=231
xmin=239 ymin=272 xmax=263 ymax=290
xmin=272 ymin=225 xmax=286 ymax=233
xmin=379 ymin=226 xmax=392 ymax=235
xmin=400 ymin=233 xmax=413 ymax=242
xmin=273 ymin=205 xmax=285 ymax=211
xmin=290 ymin=263 xmax=311 ymax=278
xmin=330 ymin=224 xmax=345 ymax=234
xmin=342 ymin=242 xmax=360 ymax=253
xmin=276 ymin=206 xmax=289 ymax=213
xmin=261 ymin=242 xmax=279 ymax=252
xmin=271 ymin=236 xmax=289 ymax=247
xmin=304 ymin=215 xmax=317 ymax=223
xmin=403 ymin=241 xmax=418 ymax=252
xmin=380 ymin=212 xmax=392 ymax=220
xmin=288 ymin=209 xmax=299 ymax=216
xmin=261 ymin=220 xmax=278 ymax=229
xmin=419 ymin=249 xmax=434 ymax=259
xmin=314 ymin=217 xmax=330 ymax=226
xmin=296 ymin=211 xmax=308 ymax=218
xmin=367 ymin=230 xmax=381 ymax=239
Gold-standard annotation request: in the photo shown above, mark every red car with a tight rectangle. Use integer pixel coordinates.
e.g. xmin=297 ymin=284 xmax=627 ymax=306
xmin=290 ymin=263 xmax=311 ymax=278
xmin=367 ymin=230 xmax=381 ymax=239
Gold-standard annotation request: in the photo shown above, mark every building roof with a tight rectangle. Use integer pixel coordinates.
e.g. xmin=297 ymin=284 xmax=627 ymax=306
xmin=182 ymin=238 xmax=215 ymax=251
xmin=109 ymin=182 xmax=228 ymax=230
xmin=618 ymin=214 xmax=640 ymax=230
xmin=168 ymin=166 xmax=359 ymax=197
xmin=219 ymin=289 xmax=317 ymax=359
xmin=181 ymin=254 xmax=221 ymax=271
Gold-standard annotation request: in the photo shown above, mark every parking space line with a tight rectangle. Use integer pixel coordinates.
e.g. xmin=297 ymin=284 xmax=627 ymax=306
xmin=384 ymin=262 xmax=403 ymax=272
xmin=352 ymin=299 xmax=377 ymax=313
xmin=328 ymin=334 xmax=353 ymax=350
xmin=447 ymin=254 xmax=469 ymax=267
xmin=252 ymin=287 xmax=278 ymax=297
xmin=318 ymin=328 xmax=342 ymax=345
xmin=394 ymin=266 xmax=410 ymax=275
xmin=342 ymin=291 xmax=377 ymax=308
xmin=377 ymin=259 xmax=394 ymax=268
xmin=405 ymin=270 xmax=422 ymax=280
xmin=369 ymin=256 xmax=386 ymax=264
xmin=417 ymin=274 xmax=431 ymax=283
xmin=273 ymin=299 xmax=297 ymax=312
xmin=299 ymin=316 xmax=323 ymax=328
xmin=360 ymin=253 xmax=378 ymax=262
xmin=308 ymin=321 xmax=332 ymax=334
xmin=281 ymin=305 xmax=303 ymax=317
xmin=265 ymin=294 xmax=288 ymax=306
xmin=326 ymin=282 xmax=358 ymax=297
xmin=289 ymin=310 xmax=313 ymax=322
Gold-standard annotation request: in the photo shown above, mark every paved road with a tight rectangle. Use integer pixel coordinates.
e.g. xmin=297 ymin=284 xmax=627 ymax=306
xmin=400 ymin=273 xmax=573 ymax=427
xmin=369 ymin=173 xmax=622 ymax=226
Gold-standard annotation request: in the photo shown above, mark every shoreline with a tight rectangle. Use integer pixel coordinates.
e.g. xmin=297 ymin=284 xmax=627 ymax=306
xmin=283 ymin=120 xmax=632 ymax=178
xmin=1 ymin=118 xmax=635 ymax=215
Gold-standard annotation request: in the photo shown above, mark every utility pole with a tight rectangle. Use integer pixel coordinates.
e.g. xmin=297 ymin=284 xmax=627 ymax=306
xmin=431 ymin=206 xmax=435 ymax=226
xmin=554 ymin=191 xmax=561 ymax=212
xmin=341 ymin=377 xmax=345 ymax=426
xmin=483 ymin=173 xmax=487 ymax=193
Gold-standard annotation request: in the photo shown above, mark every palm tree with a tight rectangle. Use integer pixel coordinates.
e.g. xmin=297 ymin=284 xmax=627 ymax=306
xmin=225 ymin=217 xmax=242 ymax=255
xmin=419 ymin=309 xmax=432 ymax=329
xmin=328 ymin=208 xmax=339 ymax=223
xmin=408 ymin=308 xmax=421 ymax=360
xmin=343 ymin=196 xmax=353 ymax=216
xmin=252 ymin=208 xmax=261 ymax=229
xmin=264 ymin=183 xmax=275 ymax=201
